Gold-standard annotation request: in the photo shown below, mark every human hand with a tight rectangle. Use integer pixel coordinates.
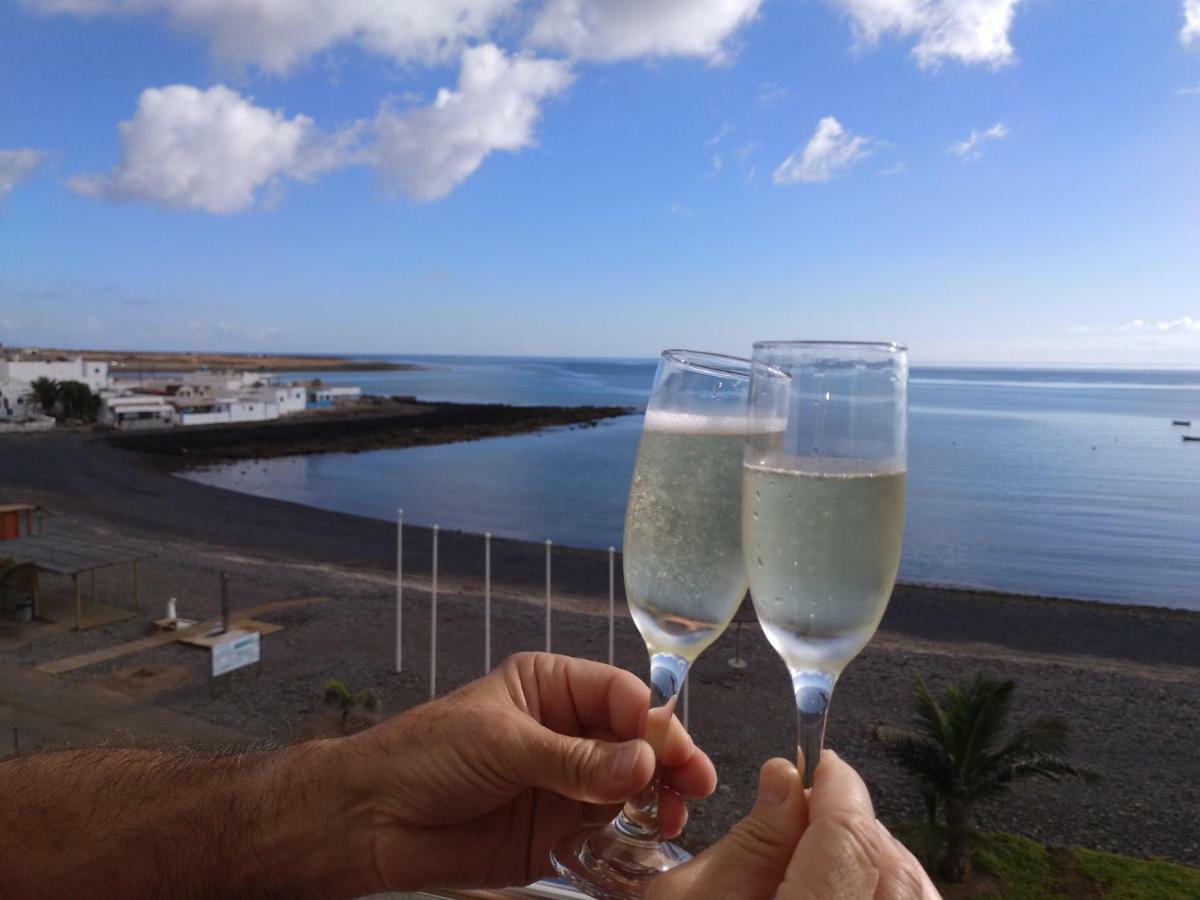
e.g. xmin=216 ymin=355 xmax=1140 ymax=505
xmin=328 ymin=652 xmax=716 ymax=893
xmin=648 ymin=749 xmax=939 ymax=899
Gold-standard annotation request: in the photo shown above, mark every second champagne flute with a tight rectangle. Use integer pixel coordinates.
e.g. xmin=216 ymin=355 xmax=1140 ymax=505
xmin=742 ymin=340 xmax=908 ymax=788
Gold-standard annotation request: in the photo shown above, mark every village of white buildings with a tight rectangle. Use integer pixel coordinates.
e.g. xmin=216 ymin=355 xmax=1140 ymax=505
xmin=0 ymin=350 xmax=362 ymax=432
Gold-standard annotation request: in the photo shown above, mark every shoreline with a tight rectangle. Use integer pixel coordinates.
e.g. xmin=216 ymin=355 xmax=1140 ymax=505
xmin=3 ymin=430 xmax=1197 ymax=656
xmin=106 ymin=400 xmax=633 ymax=463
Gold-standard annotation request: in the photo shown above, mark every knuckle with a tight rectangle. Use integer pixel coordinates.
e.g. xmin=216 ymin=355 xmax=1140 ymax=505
xmin=822 ymin=811 xmax=889 ymax=864
xmin=562 ymin=738 xmax=600 ymax=788
xmin=727 ymin=816 xmax=792 ymax=864
xmin=881 ymin=856 xmax=929 ymax=900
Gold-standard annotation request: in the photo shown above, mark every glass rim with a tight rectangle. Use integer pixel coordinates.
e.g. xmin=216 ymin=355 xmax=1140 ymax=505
xmin=752 ymin=340 xmax=907 ymax=353
xmin=661 ymin=349 xmax=753 ymax=378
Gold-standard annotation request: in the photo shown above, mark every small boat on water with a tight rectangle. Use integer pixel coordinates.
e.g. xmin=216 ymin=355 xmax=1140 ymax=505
xmin=1172 ymin=420 xmax=1192 ymax=426
xmin=1184 ymin=435 xmax=1200 ymax=442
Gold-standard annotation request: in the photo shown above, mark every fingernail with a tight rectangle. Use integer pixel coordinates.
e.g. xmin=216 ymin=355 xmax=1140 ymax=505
xmin=760 ymin=763 xmax=791 ymax=806
xmin=609 ymin=741 xmax=644 ymax=781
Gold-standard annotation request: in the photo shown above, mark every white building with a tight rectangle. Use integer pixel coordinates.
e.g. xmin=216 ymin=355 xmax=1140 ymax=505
xmin=308 ymin=385 xmax=362 ymax=407
xmin=245 ymin=385 xmax=307 ymax=416
xmin=99 ymin=394 xmax=175 ymax=430
xmin=0 ymin=357 xmax=109 ymax=393
xmin=171 ymin=396 xmax=279 ymax=427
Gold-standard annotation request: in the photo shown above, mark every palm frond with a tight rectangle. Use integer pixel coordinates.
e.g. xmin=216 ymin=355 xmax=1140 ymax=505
xmin=874 ymin=724 xmax=955 ymax=791
xmin=955 ymin=675 xmax=1016 ymax=778
xmin=912 ymin=674 xmax=952 ymax=748
xmin=322 ymin=678 xmax=352 ymax=707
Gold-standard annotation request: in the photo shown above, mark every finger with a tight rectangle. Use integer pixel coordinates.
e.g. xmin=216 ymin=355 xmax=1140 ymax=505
xmin=779 ymin=752 xmax=887 ymax=900
xmin=507 ymin=714 xmax=656 ymax=804
xmin=661 ymin=751 xmax=718 ymax=799
xmin=647 ymin=758 xmax=807 ymax=900
xmin=659 ymin=713 xmax=697 ymax=767
xmin=658 ymin=787 xmax=688 ymax=839
xmin=587 ymin=706 xmax=716 ymax=798
xmin=806 ymin=748 xmax=875 ymax=822
xmin=507 ymin=653 xmax=649 ymax=741
xmin=875 ymin=828 xmax=941 ymax=900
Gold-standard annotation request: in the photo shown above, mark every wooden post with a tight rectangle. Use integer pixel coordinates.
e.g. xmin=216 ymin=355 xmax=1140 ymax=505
xmin=90 ymin=570 xmax=97 ymax=605
xmin=132 ymin=560 xmax=140 ymax=611
xmin=74 ymin=574 xmax=81 ymax=631
xmin=32 ymin=569 xmax=40 ymax=619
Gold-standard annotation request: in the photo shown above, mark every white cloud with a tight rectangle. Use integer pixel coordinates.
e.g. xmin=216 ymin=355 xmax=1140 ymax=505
xmin=1180 ymin=83 xmax=1200 ymax=95
xmin=1116 ymin=317 xmax=1200 ymax=334
xmin=705 ymin=122 xmax=733 ymax=146
xmin=756 ymin=81 xmax=791 ymax=107
xmin=372 ymin=44 xmax=573 ymax=203
xmin=1184 ymin=0 xmax=1200 ymax=45
xmin=0 ymin=148 xmax=44 ymax=200
xmin=877 ymin=160 xmax=908 ymax=176
xmin=668 ymin=202 xmax=694 ymax=217
xmin=21 ymin=0 xmax=518 ymax=74
xmin=949 ymin=121 xmax=1008 ymax=160
xmin=773 ymin=116 xmax=871 ymax=185
xmin=830 ymin=0 xmax=1024 ymax=69
xmin=529 ymin=0 xmax=763 ymax=63
xmin=69 ymin=85 xmax=359 ymax=214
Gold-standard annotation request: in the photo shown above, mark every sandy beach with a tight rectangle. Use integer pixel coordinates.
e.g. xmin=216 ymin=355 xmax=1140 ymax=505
xmin=1 ymin=429 xmax=1197 ymax=867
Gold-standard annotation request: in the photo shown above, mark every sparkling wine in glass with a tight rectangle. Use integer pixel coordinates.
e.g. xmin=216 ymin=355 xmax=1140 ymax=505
xmin=553 ymin=350 xmax=782 ymax=898
xmin=742 ymin=341 xmax=907 ymax=787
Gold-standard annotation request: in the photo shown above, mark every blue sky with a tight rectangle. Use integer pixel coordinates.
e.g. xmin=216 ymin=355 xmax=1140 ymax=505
xmin=1 ymin=0 xmax=1198 ymax=364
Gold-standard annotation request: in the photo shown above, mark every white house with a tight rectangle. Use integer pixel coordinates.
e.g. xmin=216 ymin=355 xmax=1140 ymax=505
xmin=0 ymin=356 xmax=109 ymax=393
xmin=99 ymin=394 xmax=175 ymax=430
xmin=245 ymin=385 xmax=307 ymax=416
xmin=171 ymin=396 xmax=279 ymax=427
xmin=0 ymin=381 xmax=36 ymax=419
xmin=307 ymin=385 xmax=362 ymax=407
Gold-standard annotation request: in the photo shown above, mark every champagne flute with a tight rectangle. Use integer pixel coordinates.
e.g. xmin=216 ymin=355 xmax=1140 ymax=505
xmin=742 ymin=341 xmax=907 ymax=787
xmin=553 ymin=350 xmax=783 ymax=898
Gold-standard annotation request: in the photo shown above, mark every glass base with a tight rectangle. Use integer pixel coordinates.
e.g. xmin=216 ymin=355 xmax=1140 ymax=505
xmin=550 ymin=818 xmax=692 ymax=899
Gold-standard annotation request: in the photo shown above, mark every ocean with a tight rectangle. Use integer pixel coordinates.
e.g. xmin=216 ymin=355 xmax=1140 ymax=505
xmin=180 ymin=356 xmax=1200 ymax=611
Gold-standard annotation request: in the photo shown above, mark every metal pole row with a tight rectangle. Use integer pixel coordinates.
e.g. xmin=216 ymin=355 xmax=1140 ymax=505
xmin=392 ymin=523 xmax=641 ymax=699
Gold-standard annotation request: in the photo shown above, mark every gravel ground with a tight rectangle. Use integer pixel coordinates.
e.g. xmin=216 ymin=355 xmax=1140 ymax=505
xmin=2 ymin=431 xmax=1198 ymax=867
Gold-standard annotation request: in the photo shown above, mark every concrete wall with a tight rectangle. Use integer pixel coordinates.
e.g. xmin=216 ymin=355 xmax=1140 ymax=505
xmin=0 ymin=358 xmax=108 ymax=393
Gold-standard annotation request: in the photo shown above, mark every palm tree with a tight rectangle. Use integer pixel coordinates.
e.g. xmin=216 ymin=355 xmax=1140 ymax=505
xmin=875 ymin=673 xmax=1098 ymax=883
xmin=29 ymin=377 xmax=60 ymax=416
xmin=322 ymin=678 xmax=380 ymax=728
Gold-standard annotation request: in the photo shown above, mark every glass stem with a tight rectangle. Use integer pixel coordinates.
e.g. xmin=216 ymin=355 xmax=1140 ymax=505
xmin=614 ymin=651 xmax=690 ymax=840
xmin=793 ymin=671 xmax=837 ymax=789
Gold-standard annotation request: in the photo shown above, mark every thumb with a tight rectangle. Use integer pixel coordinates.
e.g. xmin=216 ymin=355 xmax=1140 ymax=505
xmin=647 ymin=758 xmax=807 ymax=900
xmin=507 ymin=718 xmax=656 ymax=804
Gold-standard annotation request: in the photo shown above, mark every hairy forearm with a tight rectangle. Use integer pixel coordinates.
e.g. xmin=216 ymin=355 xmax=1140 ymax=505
xmin=0 ymin=740 xmax=376 ymax=900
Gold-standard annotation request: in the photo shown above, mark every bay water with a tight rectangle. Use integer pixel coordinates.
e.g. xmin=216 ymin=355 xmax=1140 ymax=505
xmin=180 ymin=357 xmax=1200 ymax=610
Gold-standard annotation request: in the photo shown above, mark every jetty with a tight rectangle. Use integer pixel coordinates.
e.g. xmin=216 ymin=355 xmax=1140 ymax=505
xmin=1172 ymin=420 xmax=1191 ymax=426
xmin=1183 ymin=435 xmax=1200 ymax=443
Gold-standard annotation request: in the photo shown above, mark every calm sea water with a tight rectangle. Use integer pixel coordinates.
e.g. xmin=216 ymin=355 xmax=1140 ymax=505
xmin=181 ymin=357 xmax=1200 ymax=610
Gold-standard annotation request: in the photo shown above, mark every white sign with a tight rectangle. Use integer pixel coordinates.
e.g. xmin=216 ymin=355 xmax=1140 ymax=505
xmin=211 ymin=629 xmax=260 ymax=677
